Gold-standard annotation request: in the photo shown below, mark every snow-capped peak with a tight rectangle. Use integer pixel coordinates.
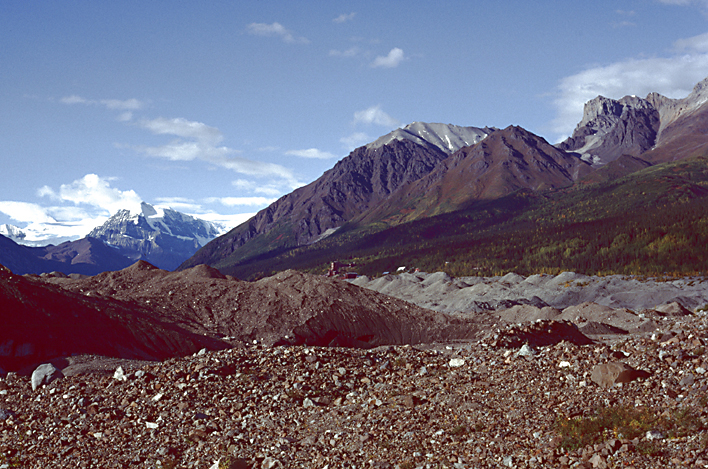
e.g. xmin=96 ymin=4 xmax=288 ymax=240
xmin=90 ymin=202 xmax=226 ymax=248
xmin=366 ymin=122 xmax=495 ymax=154
xmin=0 ymin=223 xmax=26 ymax=242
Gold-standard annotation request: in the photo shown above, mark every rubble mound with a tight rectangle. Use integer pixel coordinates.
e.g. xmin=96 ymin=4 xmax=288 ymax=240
xmin=485 ymin=320 xmax=594 ymax=348
xmin=4 ymin=263 xmax=485 ymax=371
xmin=0 ymin=264 xmax=225 ymax=371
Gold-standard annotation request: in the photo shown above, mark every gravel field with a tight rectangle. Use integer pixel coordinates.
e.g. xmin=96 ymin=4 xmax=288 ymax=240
xmin=2 ymin=312 xmax=708 ymax=468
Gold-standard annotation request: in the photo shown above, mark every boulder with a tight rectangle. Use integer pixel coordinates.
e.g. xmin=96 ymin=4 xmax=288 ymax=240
xmin=31 ymin=363 xmax=64 ymax=391
xmin=654 ymin=301 xmax=692 ymax=316
xmin=591 ymin=362 xmax=649 ymax=388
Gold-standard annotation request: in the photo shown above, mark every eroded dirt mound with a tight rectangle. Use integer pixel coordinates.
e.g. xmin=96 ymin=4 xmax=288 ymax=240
xmin=44 ymin=265 xmax=482 ymax=349
xmin=0 ymin=265 xmax=226 ymax=371
xmin=1 ymin=262 xmax=488 ymax=371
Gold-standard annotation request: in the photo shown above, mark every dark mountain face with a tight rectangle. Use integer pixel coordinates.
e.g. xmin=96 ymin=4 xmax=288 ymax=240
xmin=181 ymin=138 xmax=452 ymax=270
xmin=182 ymin=77 xmax=708 ymax=278
xmin=0 ymin=234 xmax=133 ymax=276
xmin=559 ymin=77 xmax=708 ymax=166
xmin=557 ymin=96 xmax=660 ymax=165
xmin=359 ymin=126 xmax=591 ymax=225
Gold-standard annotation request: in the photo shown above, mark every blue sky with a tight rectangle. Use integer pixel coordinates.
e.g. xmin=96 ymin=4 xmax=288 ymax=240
xmin=3 ymin=0 xmax=708 ymax=242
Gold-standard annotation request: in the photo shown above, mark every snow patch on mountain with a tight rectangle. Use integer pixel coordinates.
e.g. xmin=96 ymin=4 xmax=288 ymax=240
xmin=366 ymin=122 xmax=495 ymax=154
xmin=0 ymin=224 xmax=26 ymax=242
xmin=92 ymin=202 xmax=226 ymax=249
xmin=87 ymin=202 xmax=227 ymax=270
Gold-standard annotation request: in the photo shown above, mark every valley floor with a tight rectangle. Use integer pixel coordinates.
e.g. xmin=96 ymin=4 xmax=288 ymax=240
xmin=2 ymin=311 xmax=708 ymax=468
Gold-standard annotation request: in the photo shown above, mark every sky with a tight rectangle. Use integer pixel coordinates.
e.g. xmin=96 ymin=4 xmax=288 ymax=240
xmin=4 ymin=0 xmax=708 ymax=243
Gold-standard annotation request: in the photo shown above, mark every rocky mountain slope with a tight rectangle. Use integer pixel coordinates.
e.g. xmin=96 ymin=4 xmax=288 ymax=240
xmin=0 ymin=263 xmax=225 ymax=371
xmin=0 ymin=234 xmax=133 ymax=276
xmin=182 ymin=76 xmax=708 ymax=279
xmin=181 ymin=125 xmax=595 ymax=274
xmin=558 ymin=76 xmax=708 ymax=166
xmin=358 ymin=125 xmax=592 ymax=225
xmin=181 ymin=124 xmax=484 ymax=271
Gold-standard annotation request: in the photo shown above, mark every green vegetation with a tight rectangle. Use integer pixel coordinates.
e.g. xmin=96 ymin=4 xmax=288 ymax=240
xmin=219 ymin=156 xmax=708 ymax=280
xmin=553 ymin=404 xmax=706 ymax=452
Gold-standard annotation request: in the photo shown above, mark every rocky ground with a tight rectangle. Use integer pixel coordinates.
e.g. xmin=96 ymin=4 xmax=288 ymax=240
xmin=3 ymin=266 xmax=708 ymax=467
xmin=2 ymin=311 xmax=708 ymax=469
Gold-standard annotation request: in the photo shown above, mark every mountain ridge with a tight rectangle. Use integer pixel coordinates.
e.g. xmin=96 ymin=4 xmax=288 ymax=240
xmin=558 ymin=76 xmax=708 ymax=166
xmin=0 ymin=203 xmax=224 ymax=275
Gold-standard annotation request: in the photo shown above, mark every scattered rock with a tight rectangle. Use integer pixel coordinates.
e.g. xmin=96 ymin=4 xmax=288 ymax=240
xmin=591 ymin=362 xmax=650 ymax=388
xmin=30 ymin=363 xmax=63 ymax=391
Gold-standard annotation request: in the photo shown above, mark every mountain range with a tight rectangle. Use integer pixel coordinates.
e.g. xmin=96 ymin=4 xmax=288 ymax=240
xmin=5 ymin=77 xmax=708 ymax=278
xmin=0 ymin=203 xmax=224 ymax=275
xmin=180 ymin=76 xmax=708 ymax=278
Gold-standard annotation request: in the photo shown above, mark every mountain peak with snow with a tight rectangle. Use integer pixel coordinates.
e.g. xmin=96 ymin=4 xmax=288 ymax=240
xmin=88 ymin=203 xmax=226 ymax=270
xmin=0 ymin=224 xmax=26 ymax=242
xmin=366 ymin=122 xmax=496 ymax=154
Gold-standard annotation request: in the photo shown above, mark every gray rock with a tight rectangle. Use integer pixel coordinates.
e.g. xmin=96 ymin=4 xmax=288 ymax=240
xmin=0 ymin=409 xmax=16 ymax=420
xmin=31 ymin=363 xmax=63 ymax=391
xmin=517 ymin=344 xmax=536 ymax=357
xmin=589 ymin=453 xmax=608 ymax=468
xmin=679 ymin=373 xmax=695 ymax=387
xmin=261 ymin=457 xmax=280 ymax=469
xmin=645 ymin=430 xmax=665 ymax=440
xmin=590 ymin=362 xmax=649 ymax=388
xmin=557 ymin=95 xmax=659 ymax=165
xmin=113 ymin=366 xmax=127 ymax=381
xmin=655 ymin=301 xmax=692 ymax=316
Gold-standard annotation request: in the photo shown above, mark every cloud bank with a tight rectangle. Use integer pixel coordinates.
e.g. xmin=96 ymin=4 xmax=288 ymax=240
xmin=285 ymin=148 xmax=338 ymax=159
xmin=333 ymin=12 xmax=356 ymax=23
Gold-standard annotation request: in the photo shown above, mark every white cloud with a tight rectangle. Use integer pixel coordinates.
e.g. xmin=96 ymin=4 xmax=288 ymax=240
xmin=353 ymin=105 xmax=400 ymax=127
xmin=246 ymin=22 xmax=310 ymax=44
xmin=38 ymin=173 xmax=143 ymax=215
xmin=101 ymin=98 xmax=143 ymax=110
xmin=60 ymin=95 xmax=145 ymax=111
xmin=134 ymin=117 xmax=301 ymax=186
xmin=117 ymin=111 xmax=133 ymax=122
xmin=205 ymin=196 xmax=277 ymax=207
xmin=371 ymin=48 xmax=405 ymax=68
xmin=333 ymin=12 xmax=356 ymax=23
xmin=60 ymin=95 xmax=89 ymax=105
xmin=141 ymin=117 xmax=223 ymax=145
xmin=232 ymin=179 xmax=283 ymax=197
xmin=0 ymin=201 xmax=56 ymax=224
xmin=550 ymin=31 xmax=708 ymax=140
xmin=0 ymin=175 xmax=145 ymax=242
xmin=340 ymin=132 xmax=371 ymax=150
xmin=329 ymin=47 xmax=360 ymax=57
xmin=285 ymin=148 xmax=338 ymax=159
xmin=191 ymin=211 xmax=254 ymax=229
xmin=153 ymin=197 xmax=204 ymax=213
